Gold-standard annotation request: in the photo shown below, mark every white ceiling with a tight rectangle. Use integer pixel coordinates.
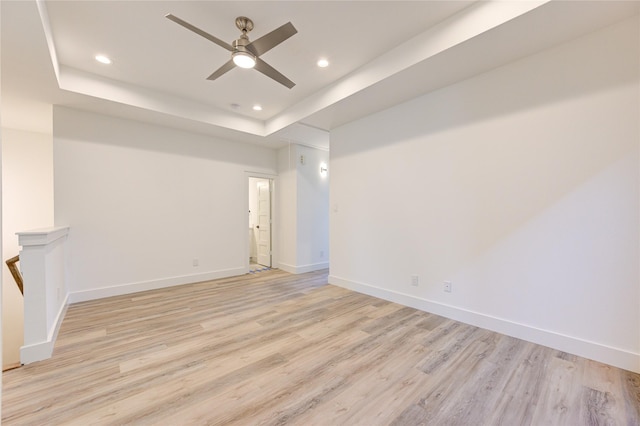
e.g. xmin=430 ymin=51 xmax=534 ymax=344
xmin=2 ymin=1 xmax=639 ymax=150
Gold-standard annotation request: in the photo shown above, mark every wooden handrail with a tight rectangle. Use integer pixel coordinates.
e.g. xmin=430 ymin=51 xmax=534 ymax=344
xmin=6 ymin=255 xmax=23 ymax=295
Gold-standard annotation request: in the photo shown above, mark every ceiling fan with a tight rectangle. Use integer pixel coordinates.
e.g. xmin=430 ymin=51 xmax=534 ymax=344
xmin=166 ymin=14 xmax=297 ymax=89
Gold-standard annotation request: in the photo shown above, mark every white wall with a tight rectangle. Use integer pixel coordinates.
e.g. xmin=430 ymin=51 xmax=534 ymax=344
xmin=329 ymin=18 xmax=640 ymax=373
xmin=1 ymin=128 xmax=54 ymax=368
xmin=277 ymin=145 xmax=298 ymax=270
xmin=296 ymin=145 xmax=330 ymax=271
xmin=277 ymin=144 xmax=330 ymax=273
xmin=54 ymin=107 xmax=277 ymax=301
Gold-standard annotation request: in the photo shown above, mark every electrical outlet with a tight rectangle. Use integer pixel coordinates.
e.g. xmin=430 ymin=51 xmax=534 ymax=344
xmin=411 ymin=275 xmax=419 ymax=286
xmin=444 ymin=281 xmax=452 ymax=293
xmin=193 ymin=258 xmax=199 ymax=267
xmin=320 ymin=250 xmax=324 ymax=258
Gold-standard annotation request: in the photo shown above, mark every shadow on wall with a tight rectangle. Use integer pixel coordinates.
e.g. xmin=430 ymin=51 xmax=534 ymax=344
xmin=332 ymin=17 xmax=638 ymax=160
xmin=329 ymin=17 xmax=639 ymax=289
xmin=53 ymin=106 xmax=275 ymax=169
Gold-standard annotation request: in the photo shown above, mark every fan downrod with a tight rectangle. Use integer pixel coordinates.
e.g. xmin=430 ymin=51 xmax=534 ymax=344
xmin=235 ymin=16 xmax=254 ymax=34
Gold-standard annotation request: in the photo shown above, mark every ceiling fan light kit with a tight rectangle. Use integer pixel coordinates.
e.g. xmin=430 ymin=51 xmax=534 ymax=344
xmin=166 ymin=14 xmax=297 ymax=88
xmin=231 ymin=18 xmax=256 ymax=68
xmin=232 ymin=51 xmax=256 ymax=68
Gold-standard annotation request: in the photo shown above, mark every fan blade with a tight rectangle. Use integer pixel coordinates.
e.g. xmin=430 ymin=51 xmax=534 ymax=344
xmin=207 ymin=60 xmax=235 ymax=80
xmin=166 ymin=14 xmax=233 ymax=52
xmin=246 ymin=22 xmax=297 ymax=57
xmin=254 ymin=58 xmax=295 ymax=89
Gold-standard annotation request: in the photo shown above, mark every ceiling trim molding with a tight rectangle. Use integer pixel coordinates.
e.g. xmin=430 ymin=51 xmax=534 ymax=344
xmin=36 ymin=0 xmax=60 ymax=82
xmin=58 ymin=66 xmax=266 ymax=136
xmin=264 ymin=0 xmax=551 ymax=135
xmin=36 ymin=0 xmax=550 ymax=139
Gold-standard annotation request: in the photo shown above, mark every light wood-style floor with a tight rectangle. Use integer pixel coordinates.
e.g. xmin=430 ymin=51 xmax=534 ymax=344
xmin=3 ymin=269 xmax=639 ymax=425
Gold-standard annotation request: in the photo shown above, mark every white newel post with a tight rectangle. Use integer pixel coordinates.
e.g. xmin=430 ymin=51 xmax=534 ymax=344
xmin=17 ymin=226 xmax=70 ymax=364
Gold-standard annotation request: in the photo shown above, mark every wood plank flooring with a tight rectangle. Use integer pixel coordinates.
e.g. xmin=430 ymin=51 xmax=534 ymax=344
xmin=3 ymin=269 xmax=639 ymax=425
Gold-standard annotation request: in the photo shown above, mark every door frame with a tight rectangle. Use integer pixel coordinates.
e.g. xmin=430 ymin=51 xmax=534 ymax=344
xmin=245 ymin=172 xmax=277 ymax=273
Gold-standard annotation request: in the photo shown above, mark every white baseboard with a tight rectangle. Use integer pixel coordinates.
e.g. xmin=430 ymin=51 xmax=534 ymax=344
xmin=69 ymin=267 xmax=246 ymax=303
xmin=21 ymin=292 xmax=69 ymax=365
xmin=328 ymin=274 xmax=640 ymax=374
xmin=20 ymin=341 xmax=55 ymax=365
xmin=278 ymin=261 xmax=329 ymax=274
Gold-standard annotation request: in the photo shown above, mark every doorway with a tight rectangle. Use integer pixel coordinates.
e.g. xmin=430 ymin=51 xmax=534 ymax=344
xmin=248 ymin=177 xmax=272 ymax=271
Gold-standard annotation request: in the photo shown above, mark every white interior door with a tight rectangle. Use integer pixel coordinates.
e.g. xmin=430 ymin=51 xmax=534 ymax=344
xmin=256 ymin=181 xmax=271 ymax=267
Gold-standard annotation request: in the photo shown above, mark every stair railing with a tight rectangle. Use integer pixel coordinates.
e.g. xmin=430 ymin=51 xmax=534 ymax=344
xmin=6 ymin=255 xmax=23 ymax=295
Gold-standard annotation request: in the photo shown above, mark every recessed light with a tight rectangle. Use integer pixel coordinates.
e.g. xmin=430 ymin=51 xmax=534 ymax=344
xmin=252 ymin=105 xmax=263 ymax=111
xmin=95 ymin=54 xmax=112 ymax=65
xmin=317 ymin=58 xmax=329 ymax=68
